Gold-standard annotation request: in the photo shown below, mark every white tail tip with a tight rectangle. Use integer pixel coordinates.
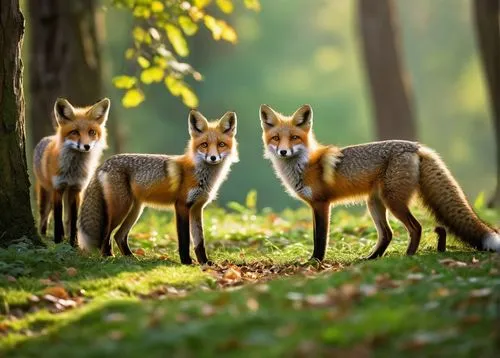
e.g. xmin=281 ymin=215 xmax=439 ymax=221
xmin=483 ymin=233 xmax=500 ymax=252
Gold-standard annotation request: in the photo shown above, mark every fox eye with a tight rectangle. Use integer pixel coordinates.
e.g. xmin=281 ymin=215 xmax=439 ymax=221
xmin=291 ymin=135 xmax=299 ymax=140
xmin=70 ymin=130 xmax=79 ymax=136
xmin=201 ymin=142 xmax=208 ymax=148
xmin=88 ymin=129 xmax=96 ymax=136
xmin=271 ymin=135 xmax=279 ymax=141
xmin=218 ymin=142 xmax=226 ymax=147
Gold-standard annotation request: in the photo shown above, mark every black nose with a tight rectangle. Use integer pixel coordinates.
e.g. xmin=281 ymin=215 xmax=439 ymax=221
xmin=280 ymin=150 xmax=287 ymax=156
xmin=84 ymin=144 xmax=90 ymax=151
xmin=210 ymin=155 xmax=217 ymax=161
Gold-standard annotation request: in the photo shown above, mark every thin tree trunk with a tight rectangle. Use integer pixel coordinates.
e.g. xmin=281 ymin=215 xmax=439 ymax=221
xmin=358 ymin=0 xmax=417 ymax=140
xmin=27 ymin=0 xmax=103 ymax=147
xmin=0 ymin=0 xmax=39 ymax=245
xmin=473 ymin=0 xmax=500 ymax=208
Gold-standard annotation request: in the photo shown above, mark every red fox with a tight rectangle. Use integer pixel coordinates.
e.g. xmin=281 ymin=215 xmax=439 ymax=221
xmin=77 ymin=110 xmax=238 ymax=264
xmin=33 ymin=98 xmax=110 ymax=245
xmin=260 ymin=104 xmax=500 ymax=260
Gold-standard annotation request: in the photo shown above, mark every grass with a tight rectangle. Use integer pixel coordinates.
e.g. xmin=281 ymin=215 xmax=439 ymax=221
xmin=1 ymin=197 xmax=500 ymax=357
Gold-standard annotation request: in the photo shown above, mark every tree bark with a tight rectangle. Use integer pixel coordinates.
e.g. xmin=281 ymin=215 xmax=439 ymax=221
xmin=358 ymin=0 xmax=417 ymax=140
xmin=27 ymin=0 xmax=104 ymax=147
xmin=0 ymin=0 xmax=39 ymax=245
xmin=473 ymin=0 xmax=500 ymax=208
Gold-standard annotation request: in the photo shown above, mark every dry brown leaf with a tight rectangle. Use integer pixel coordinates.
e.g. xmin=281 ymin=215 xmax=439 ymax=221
xmin=134 ymin=248 xmax=146 ymax=256
xmin=66 ymin=267 xmax=78 ymax=276
xmin=43 ymin=286 xmax=69 ymax=299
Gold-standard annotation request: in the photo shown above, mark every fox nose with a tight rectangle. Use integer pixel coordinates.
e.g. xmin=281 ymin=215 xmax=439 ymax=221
xmin=210 ymin=155 xmax=217 ymax=162
xmin=279 ymin=150 xmax=287 ymax=157
xmin=84 ymin=144 xmax=90 ymax=151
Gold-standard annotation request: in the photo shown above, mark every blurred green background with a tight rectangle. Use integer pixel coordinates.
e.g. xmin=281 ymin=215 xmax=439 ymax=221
xmin=28 ymin=0 xmax=495 ymax=210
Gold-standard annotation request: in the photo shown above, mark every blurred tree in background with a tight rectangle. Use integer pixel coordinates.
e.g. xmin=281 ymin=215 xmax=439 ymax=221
xmin=472 ymin=0 xmax=500 ymax=208
xmin=0 ymin=0 xmax=38 ymax=245
xmin=358 ymin=0 xmax=416 ymax=140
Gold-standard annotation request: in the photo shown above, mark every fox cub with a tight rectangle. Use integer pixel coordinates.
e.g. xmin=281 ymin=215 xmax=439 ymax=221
xmin=260 ymin=104 xmax=500 ymax=260
xmin=33 ymin=98 xmax=110 ymax=245
xmin=78 ymin=110 xmax=238 ymax=265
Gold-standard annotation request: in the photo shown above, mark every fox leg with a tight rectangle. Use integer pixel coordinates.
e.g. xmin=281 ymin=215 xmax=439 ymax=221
xmin=382 ymin=153 xmax=422 ymax=255
xmin=310 ymin=201 xmax=331 ymax=261
xmin=53 ymin=189 xmax=65 ymax=243
xmin=366 ymin=192 xmax=393 ymax=259
xmin=175 ymin=201 xmax=193 ymax=265
xmin=114 ymin=200 xmax=143 ymax=256
xmin=66 ymin=188 xmax=81 ymax=247
xmin=37 ymin=184 xmax=51 ymax=236
xmin=190 ymin=203 xmax=211 ymax=265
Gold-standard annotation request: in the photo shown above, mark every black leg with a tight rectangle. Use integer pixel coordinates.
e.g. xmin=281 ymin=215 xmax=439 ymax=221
xmin=311 ymin=202 xmax=330 ymax=261
xmin=68 ymin=188 xmax=80 ymax=247
xmin=175 ymin=202 xmax=193 ymax=265
xmin=53 ymin=189 xmax=64 ymax=243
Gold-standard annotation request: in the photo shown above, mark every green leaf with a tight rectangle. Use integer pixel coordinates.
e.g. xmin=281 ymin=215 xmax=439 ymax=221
xmin=125 ymin=48 xmax=135 ymax=59
xmin=227 ymin=201 xmax=247 ymax=214
xmin=122 ymin=89 xmax=145 ymax=108
xmin=245 ymin=190 xmax=257 ymax=211
xmin=137 ymin=56 xmax=151 ymax=68
xmin=474 ymin=191 xmax=486 ymax=210
xmin=244 ymin=0 xmax=261 ymax=11
xmin=133 ymin=26 xmax=147 ymax=43
xmin=216 ymin=0 xmax=234 ymax=14
xmin=140 ymin=67 xmax=165 ymax=84
xmin=178 ymin=16 xmax=198 ymax=36
xmin=165 ymin=24 xmax=189 ymax=57
xmin=113 ymin=75 xmax=137 ymax=89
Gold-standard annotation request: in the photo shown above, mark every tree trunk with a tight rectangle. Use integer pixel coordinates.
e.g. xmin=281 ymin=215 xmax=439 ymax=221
xmin=358 ymin=0 xmax=417 ymax=140
xmin=0 ymin=0 xmax=39 ymax=246
xmin=27 ymin=0 xmax=104 ymax=147
xmin=473 ymin=0 xmax=500 ymax=208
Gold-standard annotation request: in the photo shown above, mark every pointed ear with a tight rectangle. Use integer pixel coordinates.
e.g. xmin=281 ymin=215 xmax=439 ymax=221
xmin=259 ymin=104 xmax=279 ymax=129
xmin=54 ymin=98 xmax=75 ymax=126
xmin=218 ymin=111 xmax=237 ymax=136
xmin=291 ymin=104 xmax=313 ymax=129
xmin=188 ymin=110 xmax=209 ymax=137
xmin=87 ymin=98 xmax=110 ymax=125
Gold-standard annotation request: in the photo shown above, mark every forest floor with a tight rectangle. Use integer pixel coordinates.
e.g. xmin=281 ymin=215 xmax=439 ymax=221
xmin=1 ymin=195 xmax=500 ymax=357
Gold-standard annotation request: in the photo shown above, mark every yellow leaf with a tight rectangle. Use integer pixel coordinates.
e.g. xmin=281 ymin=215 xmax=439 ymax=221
xmin=113 ymin=76 xmax=137 ymax=89
xmin=125 ymin=48 xmax=135 ymax=59
xmin=189 ymin=7 xmax=205 ymax=22
xmin=194 ymin=0 xmax=211 ymax=9
xmin=122 ymin=89 xmax=145 ymax=108
xmin=165 ymin=24 xmax=189 ymax=57
xmin=221 ymin=23 xmax=237 ymax=44
xmin=181 ymin=86 xmax=199 ymax=108
xmin=216 ymin=0 xmax=233 ymax=14
xmin=244 ymin=0 xmax=261 ymax=11
xmin=151 ymin=0 xmax=164 ymax=13
xmin=204 ymin=15 xmax=222 ymax=40
xmin=178 ymin=16 xmax=198 ymax=36
xmin=140 ymin=67 xmax=164 ymax=84
xmin=133 ymin=6 xmax=151 ymax=18
xmin=133 ymin=26 xmax=147 ymax=43
xmin=165 ymin=76 xmax=183 ymax=96
xmin=137 ymin=56 xmax=150 ymax=68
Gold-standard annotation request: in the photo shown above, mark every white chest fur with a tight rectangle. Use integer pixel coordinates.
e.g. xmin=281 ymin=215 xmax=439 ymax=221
xmin=270 ymin=154 xmax=313 ymax=200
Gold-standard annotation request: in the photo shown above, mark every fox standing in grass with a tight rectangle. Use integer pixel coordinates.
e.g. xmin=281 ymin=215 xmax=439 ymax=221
xmin=33 ymin=98 xmax=110 ymax=245
xmin=260 ymin=104 xmax=500 ymax=260
xmin=78 ymin=110 xmax=238 ymax=264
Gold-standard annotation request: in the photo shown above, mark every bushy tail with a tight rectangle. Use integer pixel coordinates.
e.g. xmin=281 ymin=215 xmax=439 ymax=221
xmin=77 ymin=174 xmax=107 ymax=252
xmin=418 ymin=147 xmax=500 ymax=251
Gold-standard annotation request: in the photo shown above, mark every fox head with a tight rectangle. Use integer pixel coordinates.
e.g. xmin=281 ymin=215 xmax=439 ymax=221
xmin=54 ymin=97 xmax=110 ymax=152
xmin=260 ymin=104 xmax=314 ymax=160
xmin=188 ymin=110 xmax=238 ymax=165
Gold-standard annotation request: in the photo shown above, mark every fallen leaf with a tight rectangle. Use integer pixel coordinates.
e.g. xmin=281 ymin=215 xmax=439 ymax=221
xmin=246 ymin=297 xmax=259 ymax=312
xmin=66 ymin=267 xmax=78 ymax=276
xmin=43 ymin=286 xmax=69 ymax=299
xmin=134 ymin=248 xmax=146 ymax=256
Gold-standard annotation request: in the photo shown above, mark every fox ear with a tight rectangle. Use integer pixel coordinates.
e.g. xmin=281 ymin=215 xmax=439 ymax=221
xmin=292 ymin=104 xmax=313 ymax=129
xmin=54 ymin=98 xmax=75 ymax=126
xmin=188 ymin=110 xmax=209 ymax=137
xmin=218 ymin=111 xmax=237 ymax=136
xmin=87 ymin=98 xmax=111 ymax=125
xmin=260 ymin=104 xmax=279 ymax=129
